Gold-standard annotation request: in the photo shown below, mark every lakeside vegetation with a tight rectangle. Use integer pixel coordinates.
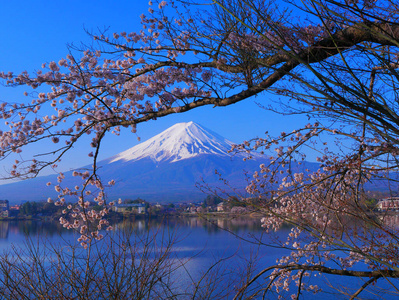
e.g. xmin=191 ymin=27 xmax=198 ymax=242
xmin=1 ymin=191 xmax=388 ymax=222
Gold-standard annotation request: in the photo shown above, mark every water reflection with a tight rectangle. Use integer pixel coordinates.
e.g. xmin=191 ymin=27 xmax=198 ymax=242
xmin=0 ymin=220 xmax=67 ymax=240
xmin=0 ymin=216 xmax=264 ymax=244
xmin=0 ymin=222 xmax=8 ymax=239
xmin=1 ymin=213 xmax=397 ymax=246
xmin=112 ymin=216 xmax=263 ymax=234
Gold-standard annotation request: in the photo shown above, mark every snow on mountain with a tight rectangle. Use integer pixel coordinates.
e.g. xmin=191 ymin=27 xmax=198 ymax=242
xmin=109 ymin=121 xmax=236 ymax=164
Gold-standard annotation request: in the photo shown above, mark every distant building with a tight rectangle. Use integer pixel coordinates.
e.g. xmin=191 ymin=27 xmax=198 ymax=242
xmin=377 ymin=197 xmax=399 ymax=211
xmin=217 ymin=202 xmax=224 ymax=212
xmin=113 ymin=203 xmax=146 ymax=214
xmin=0 ymin=200 xmax=9 ymax=217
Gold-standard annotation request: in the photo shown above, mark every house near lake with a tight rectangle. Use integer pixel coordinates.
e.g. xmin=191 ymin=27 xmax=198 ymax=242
xmin=0 ymin=200 xmax=9 ymax=217
xmin=112 ymin=203 xmax=146 ymax=214
xmin=376 ymin=197 xmax=399 ymax=211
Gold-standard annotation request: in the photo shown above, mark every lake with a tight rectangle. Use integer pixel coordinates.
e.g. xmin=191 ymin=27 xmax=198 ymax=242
xmin=0 ymin=216 xmax=396 ymax=299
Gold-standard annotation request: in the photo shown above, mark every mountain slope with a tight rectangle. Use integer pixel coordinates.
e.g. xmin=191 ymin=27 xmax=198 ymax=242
xmin=108 ymin=121 xmax=239 ymax=164
xmin=0 ymin=122 xmax=317 ymax=203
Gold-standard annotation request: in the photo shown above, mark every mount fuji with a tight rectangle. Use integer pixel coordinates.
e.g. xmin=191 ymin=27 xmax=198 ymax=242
xmin=0 ymin=122 xmax=314 ymax=203
xmin=94 ymin=121 xmax=262 ymax=202
xmin=108 ymin=121 xmax=240 ymax=164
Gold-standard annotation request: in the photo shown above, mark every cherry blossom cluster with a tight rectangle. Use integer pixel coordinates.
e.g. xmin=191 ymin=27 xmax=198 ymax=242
xmin=226 ymin=121 xmax=399 ymax=295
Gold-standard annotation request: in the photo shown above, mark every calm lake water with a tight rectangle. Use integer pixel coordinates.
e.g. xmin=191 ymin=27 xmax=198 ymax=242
xmin=0 ymin=217 xmax=396 ymax=299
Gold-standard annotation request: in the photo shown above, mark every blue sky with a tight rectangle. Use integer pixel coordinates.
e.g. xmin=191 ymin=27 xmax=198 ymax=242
xmin=0 ymin=0 xmax=327 ymax=176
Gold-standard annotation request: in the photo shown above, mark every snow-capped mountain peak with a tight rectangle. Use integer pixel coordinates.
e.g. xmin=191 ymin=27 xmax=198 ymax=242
xmin=109 ymin=122 xmax=234 ymax=163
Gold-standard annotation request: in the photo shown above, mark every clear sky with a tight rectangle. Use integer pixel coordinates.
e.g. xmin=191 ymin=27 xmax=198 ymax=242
xmin=0 ymin=0 xmax=330 ymax=177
